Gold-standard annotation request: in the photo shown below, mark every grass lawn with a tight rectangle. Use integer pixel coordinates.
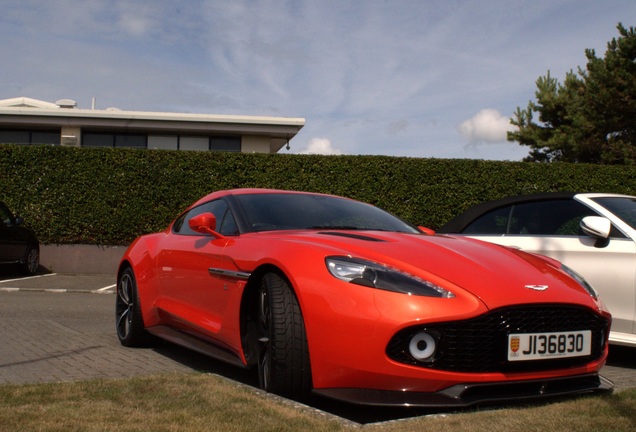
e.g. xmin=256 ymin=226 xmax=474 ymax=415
xmin=1 ymin=373 xmax=634 ymax=432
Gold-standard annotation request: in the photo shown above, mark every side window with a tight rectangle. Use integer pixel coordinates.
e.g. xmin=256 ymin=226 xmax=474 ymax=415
xmin=591 ymin=197 xmax=636 ymax=234
xmin=172 ymin=199 xmax=239 ymax=236
xmin=0 ymin=205 xmax=12 ymax=226
xmin=463 ymin=206 xmax=512 ymax=234
xmin=217 ymin=204 xmax=239 ymax=236
xmin=509 ymin=200 xmax=598 ymax=236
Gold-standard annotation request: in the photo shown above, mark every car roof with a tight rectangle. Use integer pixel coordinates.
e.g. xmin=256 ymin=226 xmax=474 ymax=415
xmin=438 ymin=192 xmax=578 ymax=233
xmin=189 ymin=188 xmax=343 ymax=209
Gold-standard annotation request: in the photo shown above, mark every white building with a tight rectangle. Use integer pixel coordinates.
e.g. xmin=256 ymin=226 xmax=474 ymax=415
xmin=0 ymin=97 xmax=304 ymax=153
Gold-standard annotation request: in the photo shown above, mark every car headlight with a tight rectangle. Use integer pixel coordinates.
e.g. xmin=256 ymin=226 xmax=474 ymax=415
xmin=326 ymin=256 xmax=455 ymax=298
xmin=561 ymin=264 xmax=598 ymax=299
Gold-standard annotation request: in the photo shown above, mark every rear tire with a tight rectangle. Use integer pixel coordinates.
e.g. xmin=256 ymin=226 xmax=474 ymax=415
xmin=21 ymin=245 xmax=39 ymax=275
xmin=116 ymin=267 xmax=151 ymax=347
xmin=257 ymin=272 xmax=312 ymax=399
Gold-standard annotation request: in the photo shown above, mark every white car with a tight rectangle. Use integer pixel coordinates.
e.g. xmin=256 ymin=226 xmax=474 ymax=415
xmin=439 ymin=192 xmax=636 ymax=347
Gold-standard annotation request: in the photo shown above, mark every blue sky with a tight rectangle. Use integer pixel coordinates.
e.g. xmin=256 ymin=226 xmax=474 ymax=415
xmin=2 ymin=0 xmax=635 ymax=160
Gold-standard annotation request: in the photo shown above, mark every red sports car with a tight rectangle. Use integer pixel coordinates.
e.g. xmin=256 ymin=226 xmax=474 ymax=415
xmin=116 ymin=189 xmax=613 ymax=407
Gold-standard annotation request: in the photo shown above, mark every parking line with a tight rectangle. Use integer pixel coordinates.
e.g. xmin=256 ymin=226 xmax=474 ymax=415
xmin=94 ymin=284 xmax=116 ymax=293
xmin=0 ymin=273 xmax=57 ymax=284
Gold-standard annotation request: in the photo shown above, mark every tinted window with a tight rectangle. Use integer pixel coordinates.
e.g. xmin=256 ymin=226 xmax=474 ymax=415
xmin=32 ymin=131 xmax=61 ymax=145
xmin=591 ymin=197 xmax=636 ymax=230
xmin=0 ymin=130 xmax=30 ymax=144
xmin=173 ymin=199 xmax=238 ymax=236
xmin=463 ymin=199 xmax=600 ymax=236
xmin=83 ymin=133 xmax=114 ymax=147
xmin=83 ymin=133 xmax=147 ymax=148
xmin=115 ymin=134 xmax=146 ymax=149
xmin=463 ymin=207 xmax=511 ymax=234
xmin=210 ymin=136 xmax=241 ymax=152
xmin=0 ymin=203 xmax=15 ymax=226
xmin=234 ymin=193 xmax=419 ymax=233
xmin=509 ymin=200 xmax=597 ymax=235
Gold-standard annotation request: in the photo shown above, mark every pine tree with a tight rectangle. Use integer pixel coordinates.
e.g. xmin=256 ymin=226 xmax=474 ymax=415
xmin=508 ymin=24 xmax=636 ymax=164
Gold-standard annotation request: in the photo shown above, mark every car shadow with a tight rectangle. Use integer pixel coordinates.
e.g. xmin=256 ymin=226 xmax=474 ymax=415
xmin=607 ymin=345 xmax=635 ymax=369
xmin=0 ymin=264 xmax=50 ymax=281
xmin=151 ymin=340 xmax=259 ymax=387
xmin=149 ymin=340 xmax=473 ymax=424
xmin=149 ymin=340 xmax=636 ymax=424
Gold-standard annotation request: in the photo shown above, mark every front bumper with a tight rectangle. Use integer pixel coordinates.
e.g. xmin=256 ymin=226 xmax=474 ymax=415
xmin=312 ymin=373 xmax=614 ymax=407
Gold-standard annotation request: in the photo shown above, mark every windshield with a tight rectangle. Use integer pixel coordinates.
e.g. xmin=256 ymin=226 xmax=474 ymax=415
xmin=234 ymin=193 xmax=420 ymax=234
xmin=590 ymin=196 xmax=636 ymax=230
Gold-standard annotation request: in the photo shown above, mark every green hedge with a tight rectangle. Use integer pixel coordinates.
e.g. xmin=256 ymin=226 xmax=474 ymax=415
xmin=2 ymin=144 xmax=636 ymax=245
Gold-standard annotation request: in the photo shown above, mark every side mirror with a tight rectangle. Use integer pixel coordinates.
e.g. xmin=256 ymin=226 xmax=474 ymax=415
xmin=418 ymin=226 xmax=436 ymax=235
xmin=580 ymin=216 xmax=611 ymax=240
xmin=188 ymin=213 xmax=225 ymax=239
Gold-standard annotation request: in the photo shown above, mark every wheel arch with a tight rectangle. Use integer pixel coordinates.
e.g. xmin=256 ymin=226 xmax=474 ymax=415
xmin=117 ymin=259 xmax=133 ymax=280
xmin=115 ymin=255 xmax=158 ymax=328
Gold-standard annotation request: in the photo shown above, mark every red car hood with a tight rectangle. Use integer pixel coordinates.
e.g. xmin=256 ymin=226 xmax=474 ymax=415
xmin=254 ymin=230 xmax=600 ymax=311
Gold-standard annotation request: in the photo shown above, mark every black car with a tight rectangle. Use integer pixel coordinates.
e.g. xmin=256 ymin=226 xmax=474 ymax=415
xmin=0 ymin=202 xmax=39 ymax=274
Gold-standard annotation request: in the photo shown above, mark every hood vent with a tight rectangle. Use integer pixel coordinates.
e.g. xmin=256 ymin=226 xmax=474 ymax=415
xmin=319 ymin=231 xmax=386 ymax=242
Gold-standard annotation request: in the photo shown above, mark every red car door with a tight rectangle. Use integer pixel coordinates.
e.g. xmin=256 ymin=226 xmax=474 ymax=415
xmin=155 ymin=199 xmax=243 ymax=352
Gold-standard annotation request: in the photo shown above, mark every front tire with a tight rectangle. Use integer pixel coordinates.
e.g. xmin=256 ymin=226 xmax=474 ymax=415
xmin=257 ymin=272 xmax=312 ymax=399
xmin=116 ymin=267 xmax=151 ymax=347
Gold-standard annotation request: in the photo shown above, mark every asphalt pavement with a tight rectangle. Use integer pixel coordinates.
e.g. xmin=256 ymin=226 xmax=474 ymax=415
xmin=1 ymin=271 xmax=635 ymax=420
xmin=0 ymin=271 xmax=252 ymax=387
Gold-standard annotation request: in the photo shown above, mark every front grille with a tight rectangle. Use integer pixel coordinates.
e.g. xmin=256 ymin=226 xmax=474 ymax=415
xmin=386 ymin=305 xmax=608 ymax=373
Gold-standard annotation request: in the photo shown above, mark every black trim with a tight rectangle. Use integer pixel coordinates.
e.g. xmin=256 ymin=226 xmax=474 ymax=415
xmin=224 ymin=194 xmax=252 ymax=235
xmin=147 ymin=325 xmax=246 ymax=369
xmin=208 ymin=268 xmax=251 ymax=279
xmin=312 ymin=373 xmax=613 ymax=407
xmin=318 ymin=231 xmax=387 ymax=242
xmin=386 ymin=304 xmax=609 ymax=373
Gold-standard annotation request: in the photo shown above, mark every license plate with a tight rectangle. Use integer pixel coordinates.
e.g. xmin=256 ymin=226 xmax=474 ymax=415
xmin=507 ymin=331 xmax=591 ymax=361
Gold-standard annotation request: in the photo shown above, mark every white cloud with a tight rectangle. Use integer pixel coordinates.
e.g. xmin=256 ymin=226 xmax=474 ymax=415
xmin=298 ymin=138 xmax=343 ymax=155
xmin=457 ymin=109 xmax=516 ymax=144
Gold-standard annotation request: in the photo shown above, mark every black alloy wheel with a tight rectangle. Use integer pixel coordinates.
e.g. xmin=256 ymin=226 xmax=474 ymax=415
xmin=257 ymin=272 xmax=312 ymax=399
xmin=115 ymin=267 xmax=150 ymax=346
xmin=22 ymin=245 xmax=39 ymax=275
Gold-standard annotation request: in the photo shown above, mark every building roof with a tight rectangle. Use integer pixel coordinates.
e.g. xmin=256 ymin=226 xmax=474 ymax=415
xmin=0 ymin=97 xmax=60 ymax=109
xmin=0 ymin=97 xmax=305 ymax=146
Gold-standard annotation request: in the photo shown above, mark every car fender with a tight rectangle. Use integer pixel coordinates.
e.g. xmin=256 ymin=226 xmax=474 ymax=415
xmin=118 ymin=232 xmax=167 ymax=326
